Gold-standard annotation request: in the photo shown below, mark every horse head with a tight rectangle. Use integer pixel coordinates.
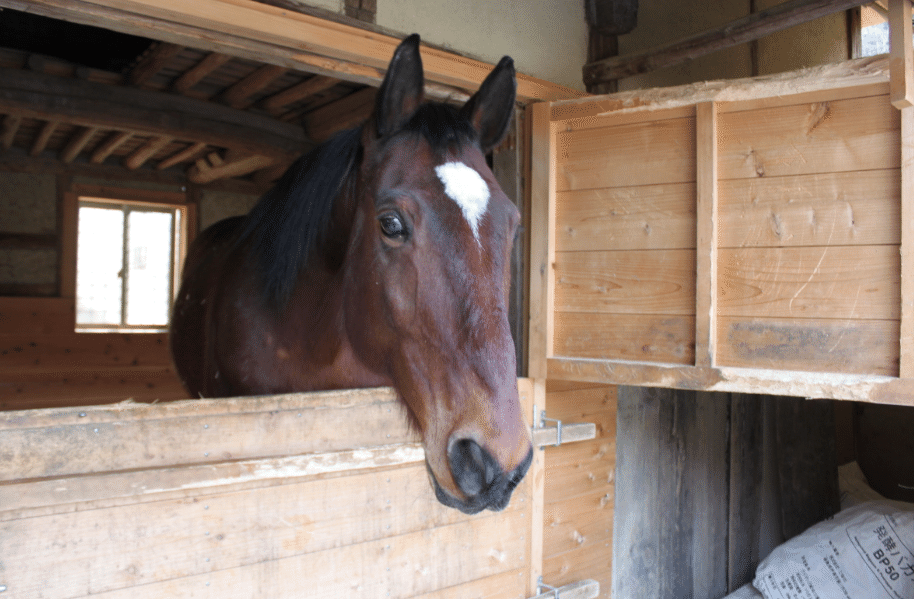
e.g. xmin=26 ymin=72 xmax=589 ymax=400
xmin=342 ymin=35 xmax=532 ymax=514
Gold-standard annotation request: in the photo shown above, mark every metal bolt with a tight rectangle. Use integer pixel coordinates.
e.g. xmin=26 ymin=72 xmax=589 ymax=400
xmin=78 ymin=412 xmax=86 ymax=417
xmin=203 ymin=424 xmax=209 ymax=429
xmin=204 ymin=452 xmax=209 ymax=457
xmin=0 ymin=585 xmax=7 ymax=593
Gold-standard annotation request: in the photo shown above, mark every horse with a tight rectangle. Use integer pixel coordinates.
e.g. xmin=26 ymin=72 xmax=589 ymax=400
xmin=170 ymin=34 xmax=532 ymax=514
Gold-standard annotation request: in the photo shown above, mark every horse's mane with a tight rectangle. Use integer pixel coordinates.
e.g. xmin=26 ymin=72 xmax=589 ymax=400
xmin=240 ymin=102 xmax=477 ymax=308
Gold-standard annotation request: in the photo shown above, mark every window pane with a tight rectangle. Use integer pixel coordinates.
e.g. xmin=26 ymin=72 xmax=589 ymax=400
xmin=126 ymin=210 xmax=173 ymax=326
xmin=76 ymin=207 xmax=124 ymax=325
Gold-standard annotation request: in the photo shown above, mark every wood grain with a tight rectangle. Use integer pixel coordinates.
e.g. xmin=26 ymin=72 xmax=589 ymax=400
xmin=555 ymin=249 xmax=695 ymax=315
xmin=555 ymin=183 xmax=696 ymax=252
xmin=556 ymin=117 xmax=695 ymax=191
xmin=718 ymin=170 xmax=900 ymax=248
xmin=717 ymin=316 xmax=899 ymax=376
xmin=554 ymin=312 xmax=695 ymax=364
xmin=718 ymin=95 xmax=899 ymax=180
xmin=718 ymin=245 xmax=900 ymax=320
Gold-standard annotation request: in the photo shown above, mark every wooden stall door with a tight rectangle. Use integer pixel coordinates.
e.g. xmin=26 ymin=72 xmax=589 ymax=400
xmin=1 ymin=387 xmax=540 ymax=599
xmin=529 ymin=55 xmax=914 ymax=407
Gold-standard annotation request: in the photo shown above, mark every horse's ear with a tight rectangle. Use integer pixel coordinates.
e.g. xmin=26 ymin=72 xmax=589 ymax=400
xmin=460 ymin=56 xmax=517 ymax=153
xmin=374 ymin=34 xmax=424 ymax=138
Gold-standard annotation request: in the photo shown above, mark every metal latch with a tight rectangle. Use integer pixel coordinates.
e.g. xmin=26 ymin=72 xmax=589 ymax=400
xmin=532 ymin=405 xmax=597 ymax=450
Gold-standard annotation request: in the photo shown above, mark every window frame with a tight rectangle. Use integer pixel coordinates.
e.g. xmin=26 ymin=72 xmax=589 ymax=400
xmin=62 ymin=185 xmax=195 ymax=333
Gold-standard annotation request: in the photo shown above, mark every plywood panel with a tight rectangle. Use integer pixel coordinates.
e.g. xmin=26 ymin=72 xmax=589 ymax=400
xmin=718 ymin=246 xmax=900 ymax=320
xmin=554 ymin=250 xmax=695 ymax=315
xmin=0 ymin=333 xmax=172 ymax=374
xmin=556 ymin=116 xmax=696 ymax=191
xmin=718 ymin=95 xmax=899 ymax=180
xmin=718 ymin=170 xmax=900 ymax=248
xmin=555 ymin=183 xmax=695 ymax=252
xmin=555 ymin=312 xmax=695 ymax=364
xmin=717 ymin=316 xmax=899 ymax=376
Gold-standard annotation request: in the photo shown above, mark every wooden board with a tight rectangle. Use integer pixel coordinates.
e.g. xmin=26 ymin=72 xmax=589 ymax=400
xmin=534 ymin=58 xmax=914 ymax=404
xmin=0 ymin=384 xmax=542 ymax=599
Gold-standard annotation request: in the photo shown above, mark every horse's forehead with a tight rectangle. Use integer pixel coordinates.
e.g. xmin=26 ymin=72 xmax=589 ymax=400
xmin=434 ymin=161 xmax=490 ymax=241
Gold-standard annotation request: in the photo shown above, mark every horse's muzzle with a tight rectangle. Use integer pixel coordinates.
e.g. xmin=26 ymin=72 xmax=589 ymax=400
xmin=429 ymin=440 xmax=533 ymax=514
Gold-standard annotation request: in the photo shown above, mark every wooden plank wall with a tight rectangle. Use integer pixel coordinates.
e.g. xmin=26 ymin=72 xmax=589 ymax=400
xmin=612 ymin=387 xmax=840 ymax=599
xmin=541 ymin=382 xmax=616 ymax=594
xmin=0 ymin=296 xmax=188 ymax=410
xmin=716 ymin=90 xmax=901 ymax=375
xmin=553 ymin=107 xmax=697 ymax=365
xmin=0 ymin=385 xmax=539 ymax=598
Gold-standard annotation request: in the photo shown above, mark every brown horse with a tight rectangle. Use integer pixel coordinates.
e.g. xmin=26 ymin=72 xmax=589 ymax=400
xmin=170 ymin=35 xmax=532 ymax=514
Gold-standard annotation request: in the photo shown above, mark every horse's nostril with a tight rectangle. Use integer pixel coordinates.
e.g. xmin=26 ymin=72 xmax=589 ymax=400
xmin=449 ymin=438 xmax=499 ymax=497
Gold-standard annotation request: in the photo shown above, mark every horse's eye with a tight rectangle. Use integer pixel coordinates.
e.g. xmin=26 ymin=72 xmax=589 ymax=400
xmin=379 ymin=213 xmax=407 ymax=240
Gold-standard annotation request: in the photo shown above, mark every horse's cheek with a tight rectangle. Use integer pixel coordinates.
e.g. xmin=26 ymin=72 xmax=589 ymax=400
xmin=382 ymin=261 xmax=419 ymax=328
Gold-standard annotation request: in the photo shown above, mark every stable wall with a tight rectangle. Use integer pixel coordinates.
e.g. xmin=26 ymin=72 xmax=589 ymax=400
xmin=0 ymin=168 xmax=259 ymax=410
xmin=288 ymin=0 xmax=589 ymax=92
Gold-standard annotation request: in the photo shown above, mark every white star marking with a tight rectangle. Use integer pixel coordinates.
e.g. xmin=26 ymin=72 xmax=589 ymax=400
xmin=434 ymin=161 xmax=490 ymax=242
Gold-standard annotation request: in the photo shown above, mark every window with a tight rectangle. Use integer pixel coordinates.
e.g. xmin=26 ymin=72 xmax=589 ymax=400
xmin=75 ymin=196 xmax=187 ymax=332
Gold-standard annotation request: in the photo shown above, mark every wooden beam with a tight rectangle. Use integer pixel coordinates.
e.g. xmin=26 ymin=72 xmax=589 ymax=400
xmin=30 ymin=119 xmax=58 ymax=156
xmin=156 ymin=141 xmax=207 ymax=170
xmin=527 ymin=102 xmax=556 ymax=380
xmin=901 ymin=106 xmax=914 ymax=377
xmin=6 ymin=0 xmax=584 ymax=103
xmin=59 ymin=125 xmax=98 ymax=163
xmin=221 ymin=63 xmax=287 ymax=108
xmin=89 ymin=130 xmax=132 ymax=164
xmin=304 ymin=87 xmax=376 ymax=142
xmin=128 ymin=41 xmax=183 ymax=86
xmin=889 ymin=0 xmax=914 ymax=108
xmin=171 ymin=51 xmax=232 ymax=94
xmin=123 ymin=135 xmax=172 ymax=170
xmin=695 ymin=102 xmax=718 ymax=368
xmin=261 ymin=75 xmax=339 ymax=113
xmin=187 ymin=153 xmax=274 ymax=183
xmin=583 ymin=0 xmax=869 ymax=85
xmin=1 ymin=114 xmax=21 ymax=149
xmin=0 ymin=68 xmax=304 ymax=159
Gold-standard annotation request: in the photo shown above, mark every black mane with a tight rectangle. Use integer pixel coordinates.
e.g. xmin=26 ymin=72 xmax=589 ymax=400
xmin=239 ymin=102 xmax=478 ymax=308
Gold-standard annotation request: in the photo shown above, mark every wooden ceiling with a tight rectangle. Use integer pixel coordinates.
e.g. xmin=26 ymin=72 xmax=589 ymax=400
xmin=0 ymin=10 xmax=380 ymax=187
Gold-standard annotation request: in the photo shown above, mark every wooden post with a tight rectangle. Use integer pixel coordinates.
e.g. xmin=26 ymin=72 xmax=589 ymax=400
xmin=889 ymin=0 xmax=914 ymax=109
xmin=527 ymin=378 xmax=546 ymax=597
xmin=901 ymin=107 xmax=914 ymax=377
xmin=695 ymin=102 xmax=718 ymax=367
xmin=527 ymin=102 xmax=556 ymax=380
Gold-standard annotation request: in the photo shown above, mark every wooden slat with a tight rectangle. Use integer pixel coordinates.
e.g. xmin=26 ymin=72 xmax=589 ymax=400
xmin=554 ymin=250 xmax=695 ymax=315
xmin=0 ymin=231 xmax=56 ymax=249
xmin=186 ymin=153 xmax=273 ymax=183
xmin=528 ymin=102 xmax=556 ymax=379
xmin=527 ymin=379 xmax=547 ymax=596
xmin=533 ymin=422 xmax=597 ymax=448
xmin=29 ymin=119 xmax=58 ymax=156
xmin=717 ymin=316 xmax=899 ymax=376
xmin=889 ymin=0 xmax=914 ymax=108
xmin=556 ymin=115 xmax=695 ymax=191
xmin=409 ymin=570 xmax=527 ymax=599
xmin=695 ymin=101 xmax=718 ymax=367
xmin=261 ymin=75 xmax=339 ymax=113
xmin=0 ymin=297 xmax=73 ymax=335
xmin=555 ymin=183 xmax=695 ymax=252
xmin=0 ymin=333 xmax=172 ymax=379
xmin=718 ymin=246 xmax=900 ymax=320
xmin=90 ymin=130 xmax=133 ymax=164
xmin=123 ymin=135 xmax=173 ymax=170
xmin=718 ymin=95 xmax=899 ymax=180
xmin=59 ymin=125 xmax=98 ymax=163
xmin=0 ymin=68 xmax=305 ymax=158
xmin=156 ymin=141 xmax=207 ymax=170
xmin=718 ymin=170 xmax=900 ymax=248
xmin=128 ymin=41 xmax=183 ymax=86
xmin=304 ymin=86 xmax=376 ymax=142
xmin=220 ymin=63 xmax=287 ymax=108
xmin=1 ymin=468 xmax=526 ymax=598
xmin=554 ymin=312 xmax=695 ymax=365
xmin=899 ymin=107 xmax=914 ymax=377
xmin=1 ymin=114 xmax=21 ymax=148
xmin=171 ymin=51 xmax=233 ymax=94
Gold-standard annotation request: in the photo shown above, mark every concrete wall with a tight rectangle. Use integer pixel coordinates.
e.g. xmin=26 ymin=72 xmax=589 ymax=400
xmin=615 ymin=0 xmax=850 ymax=91
xmin=291 ymin=0 xmax=589 ymax=91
